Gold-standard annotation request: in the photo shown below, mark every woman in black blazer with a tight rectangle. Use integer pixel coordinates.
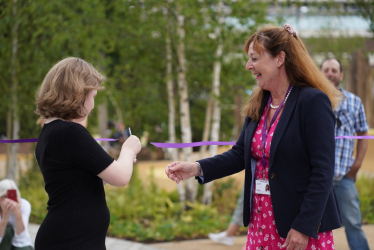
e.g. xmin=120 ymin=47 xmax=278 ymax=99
xmin=165 ymin=24 xmax=342 ymax=250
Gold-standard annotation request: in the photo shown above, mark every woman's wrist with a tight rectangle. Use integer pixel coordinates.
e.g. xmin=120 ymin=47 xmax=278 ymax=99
xmin=195 ymin=162 xmax=203 ymax=177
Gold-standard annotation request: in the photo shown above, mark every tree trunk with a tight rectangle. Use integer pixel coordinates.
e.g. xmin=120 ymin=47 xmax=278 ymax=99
xmin=346 ymin=50 xmax=374 ymax=127
xmin=199 ymin=96 xmax=213 ymax=159
xmin=202 ymin=1 xmax=224 ymax=205
xmin=166 ymin=12 xmax=185 ymax=204
xmin=108 ymin=91 xmax=127 ymax=140
xmin=176 ymin=11 xmax=196 ymax=203
xmin=98 ymin=101 xmax=109 ymax=152
xmin=5 ymin=111 xmax=12 ymax=177
xmin=8 ymin=0 xmax=19 ymax=181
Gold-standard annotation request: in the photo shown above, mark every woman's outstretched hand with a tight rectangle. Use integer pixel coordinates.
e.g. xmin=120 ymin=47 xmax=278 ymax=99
xmin=165 ymin=161 xmax=199 ymax=184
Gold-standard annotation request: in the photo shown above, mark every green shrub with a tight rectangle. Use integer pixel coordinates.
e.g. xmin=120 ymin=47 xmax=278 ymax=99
xmin=20 ymin=161 xmax=374 ymax=242
xmin=356 ymin=175 xmax=374 ymax=224
xmin=19 ymin=161 xmax=242 ymax=242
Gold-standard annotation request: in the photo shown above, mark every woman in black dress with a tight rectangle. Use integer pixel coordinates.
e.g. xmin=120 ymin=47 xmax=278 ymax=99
xmin=34 ymin=57 xmax=141 ymax=250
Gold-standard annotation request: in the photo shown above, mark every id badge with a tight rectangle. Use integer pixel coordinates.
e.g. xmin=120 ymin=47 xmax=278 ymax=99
xmin=255 ymin=179 xmax=271 ymax=195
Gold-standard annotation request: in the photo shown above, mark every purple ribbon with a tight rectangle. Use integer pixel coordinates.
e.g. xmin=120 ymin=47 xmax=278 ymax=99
xmin=2 ymin=136 xmax=374 ymax=146
xmin=151 ymin=141 xmax=236 ymax=148
xmin=152 ymin=135 xmax=374 ymax=148
xmin=0 ymin=138 xmax=118 ymax=144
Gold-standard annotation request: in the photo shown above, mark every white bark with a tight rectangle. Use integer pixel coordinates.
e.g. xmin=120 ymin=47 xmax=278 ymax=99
xmin=108 ymin=91 xmax=127 ymax=140
xmin=8 ymin=0 xmax=19 ymax=181
xmin=5 ymin=111 xmax=11 ymax=177
xmin=202 ymin=1 xmax=224 ymax=205
xmin=176 ymin=12 xmax=196 ymax=203
xmin=166 ymin=11 xmax=185 ymax=204
xmin=199 ymin=96 xmax=213 ymax=159
xmin=98 ymin=101 xmax=109 ymax=152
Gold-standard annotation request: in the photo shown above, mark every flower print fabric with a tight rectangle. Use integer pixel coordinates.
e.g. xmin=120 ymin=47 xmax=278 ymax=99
xmin=246 ymin=105 xmax=335 ymax=250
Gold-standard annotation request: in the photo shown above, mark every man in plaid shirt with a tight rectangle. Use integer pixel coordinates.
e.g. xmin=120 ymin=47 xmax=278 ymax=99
xmin=321 ymin=58 xmax=369 ymax=250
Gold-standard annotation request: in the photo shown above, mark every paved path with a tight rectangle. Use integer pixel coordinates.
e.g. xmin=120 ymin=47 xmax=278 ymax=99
xmin=28 ymin=223 xmax=374 ymax=250
xmin=149 ymin=225 xmax=374 ymax=250
xmin=28 ymin=224 xmax=163 ymax=250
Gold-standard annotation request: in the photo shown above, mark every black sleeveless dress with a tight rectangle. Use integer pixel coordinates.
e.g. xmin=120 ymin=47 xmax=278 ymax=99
xmin=35 ymin=120 xmax=114 ymax=250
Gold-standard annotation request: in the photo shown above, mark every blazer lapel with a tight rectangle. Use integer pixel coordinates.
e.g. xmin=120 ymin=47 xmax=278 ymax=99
xmin=269 ymin=86 xmax=300 ymax=171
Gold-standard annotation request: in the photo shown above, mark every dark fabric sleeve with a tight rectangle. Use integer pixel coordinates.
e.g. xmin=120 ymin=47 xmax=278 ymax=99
xmin=63 ymin=123 xmax=114 ymax=176
xmin=290 ymin=91 xmax=336 ymax=238
xmin=196 ymin=116 xmax=250 ymax=184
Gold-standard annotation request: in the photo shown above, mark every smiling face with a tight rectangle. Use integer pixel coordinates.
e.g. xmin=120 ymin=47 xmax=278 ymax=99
xmin=245 ymin=42 xmax=281 ymax=91
xmin=321 ymin=59 xmax=343 ymax=87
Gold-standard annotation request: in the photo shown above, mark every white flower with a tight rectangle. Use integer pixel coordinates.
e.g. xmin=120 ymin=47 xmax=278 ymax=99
xmin=263 ymin=214 xmax=267 ymax=218
xmin=252 ymin=138 xmax=256 ymax=142
xmin=327 ymin=240 xmax=331 ymax=244
xmin=268 ymin=211 xmax=272 ymax=216
xmin=311 ymin=244 xmax=316 ymax=250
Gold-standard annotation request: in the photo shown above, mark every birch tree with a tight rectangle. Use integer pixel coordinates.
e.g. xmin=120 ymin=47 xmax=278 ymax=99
xmin=201 ymin=0 xmax=224 ymax=205
xmin=8 ymin=0 xmax=20 ymax=181
xmin=165 ymin=7 xmax=186 ymax=204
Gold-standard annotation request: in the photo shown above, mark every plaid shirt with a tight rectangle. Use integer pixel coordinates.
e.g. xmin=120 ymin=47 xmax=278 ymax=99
xmin=334 ymin=88 xmax=369 ymax=179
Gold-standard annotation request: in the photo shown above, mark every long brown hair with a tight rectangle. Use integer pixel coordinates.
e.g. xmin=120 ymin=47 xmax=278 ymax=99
xmin=35 ymin=57 xmax=105 ymax=120
xmin=242 ymin=25 xmax=341 ymax=121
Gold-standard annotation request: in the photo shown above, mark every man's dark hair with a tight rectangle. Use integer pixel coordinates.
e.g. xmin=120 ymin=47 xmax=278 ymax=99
xmin=320 ymin=58 xmax=343 ymax=72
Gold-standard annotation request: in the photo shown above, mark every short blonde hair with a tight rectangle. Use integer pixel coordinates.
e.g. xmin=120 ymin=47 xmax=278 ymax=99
xmin=35 ymin=57 xmax=106 ymax=120
xmin=0 ymin=179 xmax=21 ymax=203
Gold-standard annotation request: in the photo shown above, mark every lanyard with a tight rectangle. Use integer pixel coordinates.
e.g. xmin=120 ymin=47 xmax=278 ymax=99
xmin=260 ymin=84 xmax=293 ymax=178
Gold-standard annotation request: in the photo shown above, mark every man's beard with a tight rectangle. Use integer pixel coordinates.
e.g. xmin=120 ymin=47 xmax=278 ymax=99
xmin=328 ymin=77 xmax=340 ymax=87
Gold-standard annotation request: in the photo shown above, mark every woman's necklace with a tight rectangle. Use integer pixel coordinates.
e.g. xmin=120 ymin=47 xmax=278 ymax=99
xmin=270 ymin=84 xmax=293 ymax=109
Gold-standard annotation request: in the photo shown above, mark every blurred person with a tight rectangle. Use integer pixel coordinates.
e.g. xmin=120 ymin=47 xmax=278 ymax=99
xmin=0 ymin=179 xmax=33 ymax=250
xmin=34 ymin=57 xmax=141 ymax=250
xmin=321 ymin=58 xmax=370 ymax=250
xmin=208 ymin=187 xmax=245 ymax=247
xmin=165 ymin=24 xmax=342 ymax=250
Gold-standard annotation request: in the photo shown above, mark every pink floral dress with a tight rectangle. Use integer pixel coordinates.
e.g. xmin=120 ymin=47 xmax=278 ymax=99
xmin=246 ymin=105 xmax=335 ymax=250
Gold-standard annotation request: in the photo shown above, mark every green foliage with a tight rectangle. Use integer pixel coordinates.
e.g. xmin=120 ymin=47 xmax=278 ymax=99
xmin=19 ymin=160 xmax=374 ymax=241
xmin=0 ymin=0 xmax=267 ymax=145
xmin=356 ymin=175 xmax=374 ymax=224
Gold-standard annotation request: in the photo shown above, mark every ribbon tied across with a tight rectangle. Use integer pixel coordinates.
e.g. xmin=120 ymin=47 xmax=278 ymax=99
xmin=1 ymin=136 xmax=373 ymax=147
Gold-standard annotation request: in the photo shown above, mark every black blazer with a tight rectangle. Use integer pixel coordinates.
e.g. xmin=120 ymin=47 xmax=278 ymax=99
xmin=197 ymin=86 xmax=342 ymax=239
